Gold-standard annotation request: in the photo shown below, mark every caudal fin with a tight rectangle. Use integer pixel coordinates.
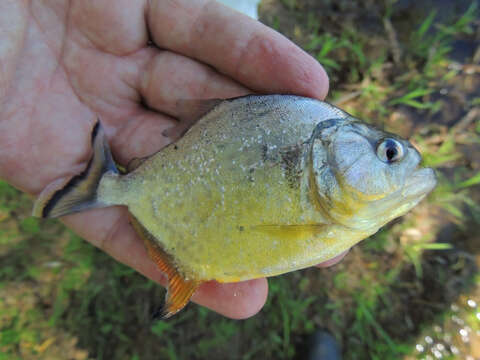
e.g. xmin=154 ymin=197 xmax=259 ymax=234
xmin=32 ymin=121 xmax=118 ymax=218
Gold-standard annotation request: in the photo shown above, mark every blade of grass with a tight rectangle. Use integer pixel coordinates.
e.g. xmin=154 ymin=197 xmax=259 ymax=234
xmin=457 ymin=172 xmax=480 ymax=189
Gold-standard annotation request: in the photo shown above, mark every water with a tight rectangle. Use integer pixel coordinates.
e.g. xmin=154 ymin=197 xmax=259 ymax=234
xmin=414 ymin=295 xmax=480 ymax=359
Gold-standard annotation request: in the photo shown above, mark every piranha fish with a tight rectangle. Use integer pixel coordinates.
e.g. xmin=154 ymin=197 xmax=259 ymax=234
xmin=33 ymin=95 xmax=436 ymax=317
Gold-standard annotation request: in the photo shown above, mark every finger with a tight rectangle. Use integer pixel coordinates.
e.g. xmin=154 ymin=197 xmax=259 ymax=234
xmin=69 ymin=0 xmax=148 ymax=56
xmin=316 ymin=250 xmax=349 ymax=268
xmin=139 ymin=51 xmax=249 ymax=117
xmin=193 ymin=279 xmax=268 ymax=319
xmin=146 ymin=0 xmax=329 ymax=99
xmin=62 ymin=207 xmax=268 ymax=319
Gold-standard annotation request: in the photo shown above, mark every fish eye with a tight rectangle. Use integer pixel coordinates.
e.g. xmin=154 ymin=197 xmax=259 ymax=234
xmin=376 ymin=138 xmax=404 ymax=163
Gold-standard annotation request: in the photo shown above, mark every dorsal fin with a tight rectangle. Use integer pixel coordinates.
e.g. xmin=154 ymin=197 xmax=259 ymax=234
xmin=163 ymin=99 xmax=223 ymax=140
xmin=176 ymin=98 xmax=223 ymax=122
xmin=126 ymin=156 xmax=149 ymax=172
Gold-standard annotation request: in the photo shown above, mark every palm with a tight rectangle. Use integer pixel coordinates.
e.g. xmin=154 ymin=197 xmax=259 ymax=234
xmin=0 ymin=0 xmax=330 ymax=319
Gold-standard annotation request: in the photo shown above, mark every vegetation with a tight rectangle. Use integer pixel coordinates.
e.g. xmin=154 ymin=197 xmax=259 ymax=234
xmin=1 ymin=0 xmax=479 ymax=359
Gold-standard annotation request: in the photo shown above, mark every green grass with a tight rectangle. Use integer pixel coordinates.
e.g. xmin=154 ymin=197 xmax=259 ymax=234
xmin=1 ymin=1 xmax=480 ymax=359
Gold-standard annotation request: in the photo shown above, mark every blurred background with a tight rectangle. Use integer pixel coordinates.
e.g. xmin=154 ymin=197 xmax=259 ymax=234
xmin=0 ymin=0 xmax=479 ymax=359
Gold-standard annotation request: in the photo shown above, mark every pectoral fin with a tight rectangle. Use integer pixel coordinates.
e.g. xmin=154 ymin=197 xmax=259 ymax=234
xmin=252 ymin=224 xmax=327 ymax=241
xmin=129 ymin=215 xmax=200 ymax=318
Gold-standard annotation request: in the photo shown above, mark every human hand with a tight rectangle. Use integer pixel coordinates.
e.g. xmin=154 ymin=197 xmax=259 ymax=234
xmin=0 ymin=0 xmax=340 ymax=319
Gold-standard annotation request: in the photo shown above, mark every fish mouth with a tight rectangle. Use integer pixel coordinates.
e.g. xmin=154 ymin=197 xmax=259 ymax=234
xmin=401 ymin=167 xmax=437 ymax=199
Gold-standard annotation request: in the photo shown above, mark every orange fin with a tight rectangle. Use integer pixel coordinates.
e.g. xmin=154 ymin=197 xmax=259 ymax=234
xmin=129 ymin=215 xmax=200 ymax=318
xmin=163 ymin=98 xmax=223 ymax=140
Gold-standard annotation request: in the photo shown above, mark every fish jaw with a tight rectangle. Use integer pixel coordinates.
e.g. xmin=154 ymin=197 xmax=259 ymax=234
xmin=401 ymin=167 xmax=437 ymax=199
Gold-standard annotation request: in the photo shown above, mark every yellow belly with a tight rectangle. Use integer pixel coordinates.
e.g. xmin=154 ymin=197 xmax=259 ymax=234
xmin=115 ymin=162 xmax=367 ymax=282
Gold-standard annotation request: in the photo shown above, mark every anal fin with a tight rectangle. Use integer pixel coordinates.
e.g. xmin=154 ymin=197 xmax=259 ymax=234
xmin=129 ymin=215 xmax=200 ymax=318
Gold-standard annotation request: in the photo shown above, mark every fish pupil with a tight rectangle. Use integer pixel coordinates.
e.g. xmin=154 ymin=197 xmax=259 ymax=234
xmin=386 ymin=147 xmax=397 ymax=161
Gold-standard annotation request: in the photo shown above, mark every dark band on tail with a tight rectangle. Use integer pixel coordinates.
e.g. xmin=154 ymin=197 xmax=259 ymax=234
xmin=42 ymin=156 xmax=94 ymax=218
xmin=33 ymin=120 xmax=119 ymax=219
